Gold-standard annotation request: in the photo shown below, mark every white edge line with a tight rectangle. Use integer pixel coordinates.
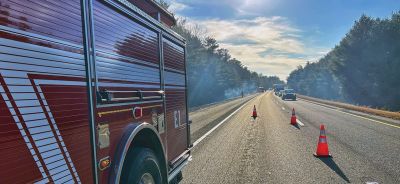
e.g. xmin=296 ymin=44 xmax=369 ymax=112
xmin=297 ymin=119 xmax=305 ymax=126
xmin=192 ymin=97 xmax=254 ymax=147
xmin=299 ymin=98 xmax=400 ymax=129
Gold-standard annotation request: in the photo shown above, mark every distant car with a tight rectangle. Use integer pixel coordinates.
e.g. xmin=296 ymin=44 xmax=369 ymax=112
xmin=273 ymin=84 xmax=285 ymax=95
xmin=282 ymin=89 xmax=296 ymax=100
xmin=278 ymin=90 xmax=285 ymax=97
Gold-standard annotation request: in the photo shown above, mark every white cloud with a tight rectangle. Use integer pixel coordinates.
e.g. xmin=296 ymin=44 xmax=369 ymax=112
xmin=168 ymin=1 xmax=188 ymax=12
xmin=233 ymin=0 xmax=277 ymax=16
xmin=182 ymin=16 xmax=329 ymax=80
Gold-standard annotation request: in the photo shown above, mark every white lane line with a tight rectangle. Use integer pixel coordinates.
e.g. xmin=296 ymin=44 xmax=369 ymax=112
xmin=297 ymin=119 xmax=305 ymax=126
xmin=300 ymin=99 xmax=400 ymax=129
xmin=192 ymin=97 xmax=255 ymax=147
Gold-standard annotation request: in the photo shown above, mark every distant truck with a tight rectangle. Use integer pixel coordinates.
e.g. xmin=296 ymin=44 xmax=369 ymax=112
xmin=0 ymin=0 xmax=190 ymax=183
xmin=273 ymin=84 xmax=286 ymax=95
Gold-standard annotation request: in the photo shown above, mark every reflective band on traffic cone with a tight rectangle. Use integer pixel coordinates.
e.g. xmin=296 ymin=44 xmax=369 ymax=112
xmin=290 ymin=108 xmax=297 ymax=125
xmin=314 ymin=124 xmax=331 ymax=157
xmin=252 ymin=105 xmax=257 ymax=119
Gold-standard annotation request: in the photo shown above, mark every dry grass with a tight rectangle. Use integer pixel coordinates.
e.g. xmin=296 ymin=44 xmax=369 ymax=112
xmin=298 ymin=95 xmax=400 ymax=120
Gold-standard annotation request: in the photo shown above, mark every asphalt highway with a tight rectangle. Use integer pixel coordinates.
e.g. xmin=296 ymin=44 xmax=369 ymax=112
xmin=189 ymin=95 xmax=256 ymax=142
xmin=181 ymin=92 xmax=400 ymax=183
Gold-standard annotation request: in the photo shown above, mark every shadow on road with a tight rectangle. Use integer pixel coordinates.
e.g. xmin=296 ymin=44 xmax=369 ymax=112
xmin=291 ymin=123 xmax=300 ymax=129
xmin=318 ymin=157 xmax=350 ymax=183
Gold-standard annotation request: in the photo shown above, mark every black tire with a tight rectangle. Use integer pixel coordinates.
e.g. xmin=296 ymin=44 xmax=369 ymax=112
xmin=120 ymin=147 xmax=163 ymax=184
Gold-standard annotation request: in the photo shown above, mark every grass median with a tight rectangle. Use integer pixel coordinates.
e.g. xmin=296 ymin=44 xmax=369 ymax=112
xmin=298 ymin=95 xmax=400 ymax=120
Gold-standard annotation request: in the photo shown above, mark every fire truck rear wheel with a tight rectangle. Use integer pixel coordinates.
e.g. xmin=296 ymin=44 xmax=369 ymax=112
xmin=121 ymin=147 xmax=163 ymax=184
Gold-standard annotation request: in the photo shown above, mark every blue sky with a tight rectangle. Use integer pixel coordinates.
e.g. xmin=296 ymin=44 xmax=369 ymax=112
xmin=166 ymin=0 xmax=399 ymax=80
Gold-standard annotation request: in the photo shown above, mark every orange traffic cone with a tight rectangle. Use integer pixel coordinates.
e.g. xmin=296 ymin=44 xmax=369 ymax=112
xmin=252 ymin=105 xmax=257 ymax=119
xmin=290 ymin=108 xmax=297 ymax=125
xmin=314 ymin=124 xmax=331 ymax=157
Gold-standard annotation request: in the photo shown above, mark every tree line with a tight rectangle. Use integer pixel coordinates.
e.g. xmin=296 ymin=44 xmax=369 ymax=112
xmin=287 ymin=12 xmax=400 ymax=111
xmin=172 ymin=19 xmax=284 ymax=107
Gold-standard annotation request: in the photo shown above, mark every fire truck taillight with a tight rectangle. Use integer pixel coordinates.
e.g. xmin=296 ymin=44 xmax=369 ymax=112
xmin=133 ymin=107 xmax=143 ymax=119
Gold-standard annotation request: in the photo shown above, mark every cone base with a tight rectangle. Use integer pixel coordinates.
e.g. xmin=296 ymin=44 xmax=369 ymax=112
xmin=313 ymin=153 xmax=332 ymax=157
xmin=290 ymin=116 xmax=297 ymax=125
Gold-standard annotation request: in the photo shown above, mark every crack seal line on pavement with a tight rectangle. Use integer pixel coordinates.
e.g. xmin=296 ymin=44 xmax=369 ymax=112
xmin=191 ymin=95 xmax=257 ymax=147
xmin=299 ymin=98 xmax=400 ymax=129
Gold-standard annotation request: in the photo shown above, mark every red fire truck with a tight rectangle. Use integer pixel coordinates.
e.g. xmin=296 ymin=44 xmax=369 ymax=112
xmin=0 ymin=0 xmax=191 ymax=183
